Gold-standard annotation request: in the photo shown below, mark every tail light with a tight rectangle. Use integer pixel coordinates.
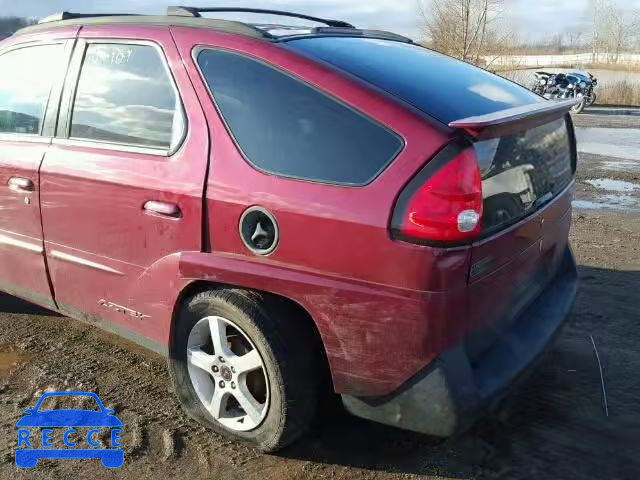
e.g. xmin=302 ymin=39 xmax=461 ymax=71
xmin=391 ymin=146 xmax=483 ymax=244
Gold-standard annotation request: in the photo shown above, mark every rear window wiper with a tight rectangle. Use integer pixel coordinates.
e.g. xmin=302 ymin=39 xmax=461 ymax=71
xmin=533 ymin=191 xmax=554 ymax=210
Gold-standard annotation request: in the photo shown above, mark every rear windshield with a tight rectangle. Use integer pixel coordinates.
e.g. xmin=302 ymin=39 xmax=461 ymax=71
xmin=285 ymin=37 xmax=543 ymax=124
xmin=475 ymin=118 xmax=573 ymax=235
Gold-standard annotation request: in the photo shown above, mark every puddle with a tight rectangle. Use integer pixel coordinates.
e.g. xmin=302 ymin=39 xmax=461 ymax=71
xmin=575 ymin=178 xmax=640 ymax=211
xmin=585 ymin=178 xmax=640 ymax=192
xmin=575 ymin=128 xmax=640 ymax=162
xmin=572 ymin=200 xmax=601 ymax=209
xmin=0 ymin=350 xmax=26 ymax=377
xmin=578 ymin=142 xmax=640 ymax=162
xmin=602 ymin=160 xmax=640 ymax=173
xmin=572 ymin=199 xmax=637 ymax=211
xmin=600 ymin=193 xmax=639 ymax=207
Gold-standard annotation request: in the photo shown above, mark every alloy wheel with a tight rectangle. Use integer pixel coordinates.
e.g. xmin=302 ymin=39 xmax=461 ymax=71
xmin=186 ymin=316 xmax=269 ymax=432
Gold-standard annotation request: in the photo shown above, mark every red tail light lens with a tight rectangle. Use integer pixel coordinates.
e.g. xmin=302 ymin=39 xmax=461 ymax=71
xmin=393 ymin=147 xmax=483 ymax=243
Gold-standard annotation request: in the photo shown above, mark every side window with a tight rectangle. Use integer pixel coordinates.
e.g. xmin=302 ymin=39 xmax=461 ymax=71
xmin=0 ymin=44 xmax=64 ymax=135
xmin=196 ymin=49 xmax=403 ymax=185
xmin=70 ymin=43 xmax=184 ymax=150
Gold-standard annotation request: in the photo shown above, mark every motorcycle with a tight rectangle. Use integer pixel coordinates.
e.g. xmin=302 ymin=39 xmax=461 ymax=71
xmin=532 ymin=71 xmax=553 ymax=95
xmin=569 ymin=71 xmax=597 ymax=106
xmin=532 ymin=72 xmax=590 ymax=114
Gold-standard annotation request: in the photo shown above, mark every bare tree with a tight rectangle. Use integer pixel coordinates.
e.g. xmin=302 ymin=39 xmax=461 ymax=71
xmin=566 ymin=29 xmax=585 ymax=52
xmin=609 ymin=9 xmax=640 ymax=60
xmin=549 ymin=32 xmax=564 ymax=53
xmin=587 ymin=0 xmax=640 ymax=63
xmin=418 ymin=0 xmax=509 ymax=66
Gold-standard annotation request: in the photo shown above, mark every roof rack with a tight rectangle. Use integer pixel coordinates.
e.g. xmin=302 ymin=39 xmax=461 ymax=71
xmin=19 ymin=8 xmax=412 ymax=45
xmin=38 ymin=12 xmax=139 ymax=24
xmin=19 ymin=13 xmax=270 ymax=39
xmin=166 ymin=6 xmax=355 ymax=29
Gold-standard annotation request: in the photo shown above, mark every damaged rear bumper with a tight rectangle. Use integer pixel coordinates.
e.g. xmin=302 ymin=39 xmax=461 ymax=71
xmin=342 ymin=246 xmax=578 ymax=437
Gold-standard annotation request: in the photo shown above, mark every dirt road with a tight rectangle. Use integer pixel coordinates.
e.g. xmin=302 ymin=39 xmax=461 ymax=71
xmin=0 ymin=111 xmax=639 ymax=479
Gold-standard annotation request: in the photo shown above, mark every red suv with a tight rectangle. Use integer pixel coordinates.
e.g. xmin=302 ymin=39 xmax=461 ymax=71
xmin=0 ymin=7 xmax=578 ymax=452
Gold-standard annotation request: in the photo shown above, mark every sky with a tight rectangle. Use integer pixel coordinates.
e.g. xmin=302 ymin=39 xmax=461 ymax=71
xmin=1 ymin=0 xmax=639 ymax=41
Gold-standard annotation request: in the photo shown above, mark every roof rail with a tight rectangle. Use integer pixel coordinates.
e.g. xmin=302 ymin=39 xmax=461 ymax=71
xmin=38 ymin=11 xmax=139 ymax=24
xmin=167 ymin=6 xmax=355 ymax=28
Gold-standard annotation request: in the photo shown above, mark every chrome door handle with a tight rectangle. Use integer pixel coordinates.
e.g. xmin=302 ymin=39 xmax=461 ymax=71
xmin=143 ymin=200 xmax=181 ymax=218
xmin=8 ymin=177 xmax=35 ymax=193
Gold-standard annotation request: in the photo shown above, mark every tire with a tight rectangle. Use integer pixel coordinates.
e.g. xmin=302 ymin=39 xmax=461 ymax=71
xmin=169 ymin=289 xmax=318 ymax=452
xmin=587 ymin=92 xmax=597 ymax=106
xmin=571 ymin=96 xmax=586 ymax=114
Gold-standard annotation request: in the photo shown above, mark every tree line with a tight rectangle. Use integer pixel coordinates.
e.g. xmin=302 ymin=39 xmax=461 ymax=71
xmin=419 ymin=0 xmax=640 ymax=66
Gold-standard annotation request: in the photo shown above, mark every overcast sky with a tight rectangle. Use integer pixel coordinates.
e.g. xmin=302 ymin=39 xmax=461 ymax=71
xmin=1 ymin=0 xmax=639 ymax=41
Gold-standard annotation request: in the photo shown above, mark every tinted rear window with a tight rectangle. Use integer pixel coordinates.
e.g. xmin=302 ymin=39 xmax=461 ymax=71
xmin=476 ymin=118 xmax=573 ymax=234
xmin=286 ymin=37 xmax=543 ymax=124
xmin=196 ymin=48 xmax=403 ymax=185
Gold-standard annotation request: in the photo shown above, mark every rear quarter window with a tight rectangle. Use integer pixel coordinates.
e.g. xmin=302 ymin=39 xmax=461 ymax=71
xmin=196 ymin=48 xmax=403 ymax=185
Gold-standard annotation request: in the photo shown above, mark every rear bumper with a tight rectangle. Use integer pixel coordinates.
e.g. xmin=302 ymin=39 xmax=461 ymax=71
xmin=342 ymin=246 xmax=578 ymax=437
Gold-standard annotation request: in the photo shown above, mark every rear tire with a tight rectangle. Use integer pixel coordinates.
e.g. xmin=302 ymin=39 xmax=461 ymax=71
xmin=571 ymin=96 xmax=586 ymax=114
xmin=169 ymin=289 xmax=318 ymax=452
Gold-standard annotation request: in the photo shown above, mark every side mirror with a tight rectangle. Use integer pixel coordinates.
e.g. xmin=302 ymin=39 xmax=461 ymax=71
xmin=23 ymin=409 xmax=35 ymax=415
xmin=104 ymin=408 xmax=115 ymax=415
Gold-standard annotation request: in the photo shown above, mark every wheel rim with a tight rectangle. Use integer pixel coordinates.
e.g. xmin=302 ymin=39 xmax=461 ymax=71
xmin=572 ymin=96 xmax=586 ymax=112
xmin=187 ymin=316 xmax=269 ymax=432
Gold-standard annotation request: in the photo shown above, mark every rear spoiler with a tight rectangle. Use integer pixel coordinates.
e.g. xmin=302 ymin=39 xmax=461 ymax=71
xmin=448 ymin=99 xmax=577 ymax=139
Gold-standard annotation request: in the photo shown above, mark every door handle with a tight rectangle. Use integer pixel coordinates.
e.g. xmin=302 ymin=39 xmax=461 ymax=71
xmin=8 ymin=177 xmax=35 ymax=193
xmin=143 ymin=200 xmax=181 ymax=218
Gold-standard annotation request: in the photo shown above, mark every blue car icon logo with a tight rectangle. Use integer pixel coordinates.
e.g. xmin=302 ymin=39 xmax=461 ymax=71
xmin=15 ymin=391 xmax=123 ymax=468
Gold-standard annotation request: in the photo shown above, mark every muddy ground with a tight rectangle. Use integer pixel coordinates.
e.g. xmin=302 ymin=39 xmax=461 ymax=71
xmin=0 ymin=110 xmax=639 ymax=479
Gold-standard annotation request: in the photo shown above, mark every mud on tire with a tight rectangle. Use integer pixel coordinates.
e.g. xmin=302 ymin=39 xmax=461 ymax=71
xmin=169 ymin=289 xmax=318 ymax=452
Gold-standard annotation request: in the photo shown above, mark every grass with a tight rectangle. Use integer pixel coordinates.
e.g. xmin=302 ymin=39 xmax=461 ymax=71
xmin=596 ymin=80 xmax=640 ymax=106
xmin=495 ymin=62 xmax=640 ymax=73
xmin=580 ymin=63 xmax=640 ymax=72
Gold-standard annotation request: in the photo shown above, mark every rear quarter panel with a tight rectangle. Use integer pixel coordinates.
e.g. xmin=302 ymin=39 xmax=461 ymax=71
xmin=172 ymin=28 xmax=472 ymax=396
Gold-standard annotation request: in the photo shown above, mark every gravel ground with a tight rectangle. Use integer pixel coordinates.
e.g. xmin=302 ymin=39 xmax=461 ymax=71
xmin=0 ymin=111 xmax=639 ymax=480
xmin=572 ymin=107 xmax=640 ymax=129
